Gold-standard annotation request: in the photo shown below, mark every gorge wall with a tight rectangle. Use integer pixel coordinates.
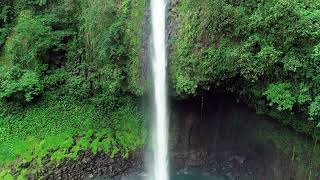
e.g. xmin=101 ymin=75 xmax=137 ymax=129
xmin=169 ymin=94 xmax=320 ymax=180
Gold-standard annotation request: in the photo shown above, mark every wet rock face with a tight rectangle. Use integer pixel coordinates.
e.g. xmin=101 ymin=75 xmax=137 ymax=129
xmin=169 ymin=94 xmax=314 ymax=180
xmin=170 ymin=109 xmax=209 ymax=167
xmin=34 ymin=150 xmax=143 ymax=180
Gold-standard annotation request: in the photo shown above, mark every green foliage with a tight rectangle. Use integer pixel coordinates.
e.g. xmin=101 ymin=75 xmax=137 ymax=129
xmin=5 ymin=11 xmax=66 ymax=70
xmin=170 ymin=2 xmax=203 ymax=95
xmin=0 ymin=170 xmax=14 ymax=180
xmin=0 ymin=0 xmax=147 ymax=111
xmin=309 ymin=96 xmax=320 ymax=124
xmin=124 ymin=0 xmax=147 ymax=95
xmin=1 ymin=0 xmax=320 ymax=177
xmin=170 ymin=0 xmax=320 ymax=131
xmin=263 ymin=83 xmax=296 ymax=111
xmin=0 ymin=67 xmax=43 ymax=102
xmin=0 ymin=1 xmax=13 ymax=50
xmin=0 ymin=97 xmax=146 ymax=178
xmin=111 ymin=100 xmax=147 ymax=157
xmin=35 ymin=0 xmax=48 ymax=6
xmin=14 ymin=0 xmax=51 ymax=11
xmin=0 ymin=0 xmax=147 ymax=178
xmin=0 ymin=27 xmax=9 ymax=49
xmin=0 ymin=0 xmax=147 ymax=107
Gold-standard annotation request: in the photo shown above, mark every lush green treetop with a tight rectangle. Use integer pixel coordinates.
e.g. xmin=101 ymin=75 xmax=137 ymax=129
xmin=170 ymin=0 xmax=320 ymax=133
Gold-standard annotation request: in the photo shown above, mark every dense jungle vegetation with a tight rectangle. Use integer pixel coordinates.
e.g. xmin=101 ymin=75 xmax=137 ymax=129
xmin=0 ymin=0 xmax=147 ymax=178
xmin=170 ymin=0 xmax=320 ymax=138
xmin=1 ymin=0 xmax=320 ymax=179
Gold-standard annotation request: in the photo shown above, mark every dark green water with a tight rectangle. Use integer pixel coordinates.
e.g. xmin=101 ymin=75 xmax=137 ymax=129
xmin=121 ymin=169 xmax=227 ymax=180
xmin=171 ymin=170 xmax=226 ymax=180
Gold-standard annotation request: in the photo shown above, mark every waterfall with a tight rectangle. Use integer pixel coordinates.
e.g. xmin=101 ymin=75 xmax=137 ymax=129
xmin=151 ymin=0 xmax=169 ymax=179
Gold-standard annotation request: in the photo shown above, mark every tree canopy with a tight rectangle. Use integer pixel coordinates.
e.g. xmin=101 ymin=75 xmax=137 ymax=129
xmin=170 ymin=0 xmax=320 ymax=135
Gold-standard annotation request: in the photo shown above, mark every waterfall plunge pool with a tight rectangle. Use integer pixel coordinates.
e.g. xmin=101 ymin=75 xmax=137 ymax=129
xmin=116 ymin=93 xmax=320 ymax=180
xmin=120 ymin=169 xmax=227 ymax=180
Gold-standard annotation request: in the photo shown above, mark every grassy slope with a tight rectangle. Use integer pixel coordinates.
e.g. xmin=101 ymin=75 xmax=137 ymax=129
xmin=0 ymin=97 xmax=146 ymax=179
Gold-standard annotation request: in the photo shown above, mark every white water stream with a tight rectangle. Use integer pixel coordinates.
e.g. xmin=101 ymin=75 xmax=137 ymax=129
xmin=151 ymin=0 xmax=169 ymax=180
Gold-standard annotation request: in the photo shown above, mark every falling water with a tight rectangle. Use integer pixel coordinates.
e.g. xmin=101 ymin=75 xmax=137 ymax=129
xmin=151 ymin=0 xmax=169 ymax=179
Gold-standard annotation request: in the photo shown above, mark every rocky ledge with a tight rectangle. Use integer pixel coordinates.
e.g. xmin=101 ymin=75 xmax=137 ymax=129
xmin=34 ymin=150 xmax=144 ymax=180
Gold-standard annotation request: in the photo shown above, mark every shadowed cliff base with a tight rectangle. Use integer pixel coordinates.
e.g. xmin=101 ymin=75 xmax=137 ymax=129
xmin=169 ymin=93 xmax=320 ymax=180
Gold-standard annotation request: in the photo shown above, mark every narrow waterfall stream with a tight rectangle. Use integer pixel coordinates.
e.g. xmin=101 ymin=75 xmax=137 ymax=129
xmin=151 ymin=0 xmax=169 ymax=180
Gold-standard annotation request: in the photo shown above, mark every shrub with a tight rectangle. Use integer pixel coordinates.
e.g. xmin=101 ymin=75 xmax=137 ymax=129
xmin=0 ymin=67 xmax=43 ymax=102
xmin=4 ymin=10 xmax=65 ymax=70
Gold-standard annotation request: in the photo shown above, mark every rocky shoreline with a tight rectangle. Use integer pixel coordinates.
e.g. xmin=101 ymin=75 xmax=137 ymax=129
xmin=33 ymin=150 xmax=144 ymax=180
